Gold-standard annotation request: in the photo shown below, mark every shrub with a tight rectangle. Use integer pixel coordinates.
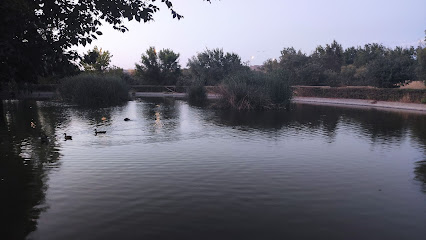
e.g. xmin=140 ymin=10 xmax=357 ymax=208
xmin=59 ymin=73 xmax=129 ymax=107
xmin=187 ymin=83 xmax=207 ymax=106
xmin=218 ymin=70 xmax=292 ymax=110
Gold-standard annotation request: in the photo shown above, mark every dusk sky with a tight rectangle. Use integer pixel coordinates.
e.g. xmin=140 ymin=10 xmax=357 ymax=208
xmin=77 ymin=0 xmax=426 ymax=69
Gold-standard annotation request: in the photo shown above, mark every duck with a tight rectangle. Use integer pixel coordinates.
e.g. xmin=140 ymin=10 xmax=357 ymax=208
xmin=63 ymin=133 xmax=72 ymax=140
xmin=95 ymin=129 xmax=106 ymax=135
xmin=124 ymin=118 xmax=130 ymax=121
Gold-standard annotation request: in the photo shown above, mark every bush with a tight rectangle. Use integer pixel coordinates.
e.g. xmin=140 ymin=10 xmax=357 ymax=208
xmin=218 ymin=70 xmax=292 ymax=110
xmin=187 ymin=83 xmax=207 ymax=106
xmin=59 ymin=73 xmax=129 ymax=107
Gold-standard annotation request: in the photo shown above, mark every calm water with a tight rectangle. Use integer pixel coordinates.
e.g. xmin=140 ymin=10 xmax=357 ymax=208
xmin=1 ymin=98 xmax=425 ymax=240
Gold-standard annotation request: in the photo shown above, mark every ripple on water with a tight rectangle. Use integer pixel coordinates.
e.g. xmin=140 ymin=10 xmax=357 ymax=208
xmin=2 ymin=99 xmax=425 ymax=240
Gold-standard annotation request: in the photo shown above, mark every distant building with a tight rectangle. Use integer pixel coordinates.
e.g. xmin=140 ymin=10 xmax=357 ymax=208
xmin=124 ymin=69 xmax=136 ymax=75
xmin=250 ymin=65 xmax=262 ymax=72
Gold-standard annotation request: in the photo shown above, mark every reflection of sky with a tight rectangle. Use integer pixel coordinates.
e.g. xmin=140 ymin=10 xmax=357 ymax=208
xmin=2 ymin=99 xmax=424 ymax=239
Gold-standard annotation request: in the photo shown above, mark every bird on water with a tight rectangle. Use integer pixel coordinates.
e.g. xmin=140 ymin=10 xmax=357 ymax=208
xmin=63 ymin=133 xmax=72 ymax=140
xmin=95 ymin=129 xmax=106 ymax=135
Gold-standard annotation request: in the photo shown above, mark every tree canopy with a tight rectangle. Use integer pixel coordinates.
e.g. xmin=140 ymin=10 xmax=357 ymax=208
xmin=187 ymin=48 xmax=248 ymax=85
xmin=82 ymin=46 xmax=112 ymax=72
xmin=0 ymin=0 xmax=208 ymax=84
xmin=262 ymin=40 xmax=420 ymax=88
xmin=135 ymin=47 xmax=181 ymax=85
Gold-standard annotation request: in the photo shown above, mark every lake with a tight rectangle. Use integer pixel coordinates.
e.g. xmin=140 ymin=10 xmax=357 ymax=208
xmin=1 ymin=98 xmax=425 ymax=239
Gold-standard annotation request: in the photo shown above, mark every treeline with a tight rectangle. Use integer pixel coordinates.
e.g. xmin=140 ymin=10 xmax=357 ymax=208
xmin=263 ymin=40 xmax=426 ymax=88
xmin=132 ymin=47 xmax=291 ymax=109
xmin=124 ymin=39 xmax=426 ymax=89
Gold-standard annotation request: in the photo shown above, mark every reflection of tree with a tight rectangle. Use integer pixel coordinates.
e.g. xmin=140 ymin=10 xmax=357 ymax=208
xmin=139 ymin=97 xmax=179 ymax=138
xmin=342 ymin=108 xmax=407 ymax=146
xmin=0 ymin=100 xmax=62 ymax=239
xmin=210 ymin=103 xmax=418 ymax=146
xmin=414 ymin=161 xmax=426 ymax=193
xmin=68 ymin=105 xmax=116 ymax=128
xmin=211 ymin=104 xmax=340 ymax=142
xmin=210 ymin=103 xmax=426 ymax=194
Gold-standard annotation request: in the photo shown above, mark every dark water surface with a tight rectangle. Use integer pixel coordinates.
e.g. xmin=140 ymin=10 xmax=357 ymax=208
xmin=1 ymin=98 xmax=425 ymax=239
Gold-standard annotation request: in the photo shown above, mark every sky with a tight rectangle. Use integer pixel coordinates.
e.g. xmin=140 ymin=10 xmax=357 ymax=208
xmin=77 ymin=0 xmax=426 ymax=69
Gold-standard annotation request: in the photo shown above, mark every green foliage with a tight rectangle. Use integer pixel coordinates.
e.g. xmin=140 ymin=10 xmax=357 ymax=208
xmin=417 ymin=46 xmax=426 ymax=82
xmin=219 ymin=70 xmax=292 ymax=110
xmin=313 ymin=40 xmax=344 ymax=72
xmin=82 ymin=46 xmax=112 ymax=72
xmin=365 ymin=46 xmax=417 ymax=88
xmin=0 ymin=0 xmax=192 ymax=84
xmin=277 ymin=47 xmax=309 ymax=83
xmin=261 ymin=58 xmax=280 ymax=73
xmin=59 ymin=73 xmax=129 ymax=107
xmin=264 ymin=40 xmax=418 ymax=88
xmin=104 ymin=66 xmax=139 ymax=85
xmin=187 ymin=48 xmax=248 ymax=85
xmin=135 ymin=47 xmax=181 ymax=85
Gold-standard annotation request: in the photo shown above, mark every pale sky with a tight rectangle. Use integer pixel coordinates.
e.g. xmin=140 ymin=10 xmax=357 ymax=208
xmin=77 ymin=0 xmax=426 ymax=69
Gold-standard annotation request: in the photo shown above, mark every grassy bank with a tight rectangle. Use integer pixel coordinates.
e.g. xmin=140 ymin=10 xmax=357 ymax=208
xmin=294 ymin=86 xmax=426 ymax=103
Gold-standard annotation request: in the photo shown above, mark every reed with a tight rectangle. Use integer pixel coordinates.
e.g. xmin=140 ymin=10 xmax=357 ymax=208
xmin=218 ymin=70 xmax=292 ymax=110
xmin=187 ymin=83 xmax=207 ymax=106
xmin=59 ymin=73 xmax=129 ymax=107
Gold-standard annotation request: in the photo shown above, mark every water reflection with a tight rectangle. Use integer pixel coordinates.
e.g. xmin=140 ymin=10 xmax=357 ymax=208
xmin=414 ymin=160 xmax=426 ymax=193
xmin=0 ymin=100 xmax=62 ymax=239
xmin=210 ymin=104 xmax=425 ymax=147
xmin=210 ymin=103 xmax=426 ymax=193
xmin=1 ymin=99 xmax=426 ymax=239
xmin=139 ymin=97 xmax=180 ymax=141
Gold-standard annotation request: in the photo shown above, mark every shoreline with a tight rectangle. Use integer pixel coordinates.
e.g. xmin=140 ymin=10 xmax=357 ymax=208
xmin=293 ymin=97 xmax=426 ymax=114
xmin=3 ymin=91 xmax=426 ymax=114
xmin=135 ymin=93 xmax=426 ymax=114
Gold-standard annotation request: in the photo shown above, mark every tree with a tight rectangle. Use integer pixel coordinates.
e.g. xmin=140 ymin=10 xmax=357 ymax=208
xmin=313 ymin=40 xmax=344 ymax=72
xmin=135 ymin=47 xmax=181 ymax=85
xmin=353 ymin=43 xmax=386 ymax=67
xmin=278 ymin=47 xmax=309 ymax=83
xmin=158 ymin=49 xmax=181 ymax=85
xmin=363 ymin=46 xmax=416 ymax=88
xmin=343 ymin=47 xmax=358 ymax=65
xmin=0 ymin=0 xmax=208 ymax=84
xmin=417 ymin=47 xmax=426 ymax=82
xmin=82 ymin=46 xmax=112 ymax=72
xmin=187 ymin=48 xmax=247 ymax=85
xmin=261 ymin=58 xmax=280 ymax=73
xmin=416 ymin=31 xmax=426 ymax=82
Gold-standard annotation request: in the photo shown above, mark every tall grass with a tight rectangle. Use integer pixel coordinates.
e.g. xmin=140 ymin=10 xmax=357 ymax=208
xmin=218 ymin=70 xmax=292 ymax=110
xmin=59 ymin=73 xmax=129 ymax=107
xmin=187 ymin=83 xmax=207 ymax=106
